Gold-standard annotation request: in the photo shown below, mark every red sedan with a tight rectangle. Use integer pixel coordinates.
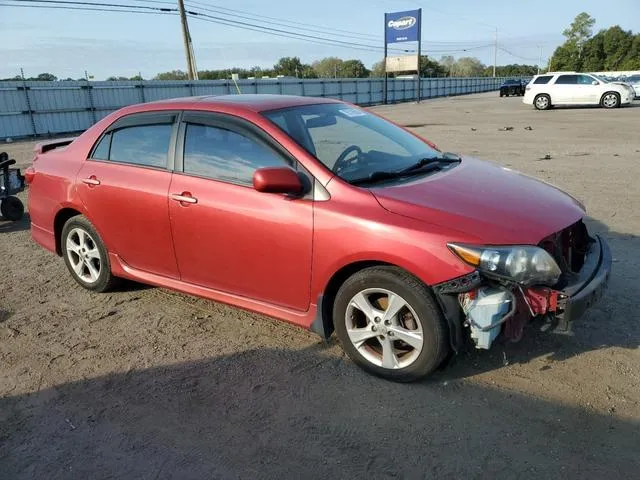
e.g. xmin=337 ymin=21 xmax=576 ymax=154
xmin=25 ymin=95 xmax=611 ymax=382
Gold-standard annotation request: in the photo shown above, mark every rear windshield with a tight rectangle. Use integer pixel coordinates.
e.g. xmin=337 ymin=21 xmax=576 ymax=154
xmin=504 ymin=79 xmax=520 ymax=84
xmin=533 ymin=75 xmax=552 ymax=84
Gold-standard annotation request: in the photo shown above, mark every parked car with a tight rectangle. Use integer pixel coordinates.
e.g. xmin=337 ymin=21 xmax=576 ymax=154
xmin=524 ymin=72 xmax=634 ymax=110
xmin=499 ymin=79 xmax=526 ymax=97
xmin=624 ymin=74 xmax=640 ymax=98
xmin=25 ymin=95 xmax=611 ymax=382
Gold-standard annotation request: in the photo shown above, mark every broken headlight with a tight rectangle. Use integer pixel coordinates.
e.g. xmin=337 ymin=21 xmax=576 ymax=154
xmin=447 ymin=243 xmax=561 ymax=286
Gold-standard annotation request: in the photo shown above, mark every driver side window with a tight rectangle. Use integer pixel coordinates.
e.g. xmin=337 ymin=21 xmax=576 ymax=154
xmin=305 ymin=115 xmax=409 ymax=168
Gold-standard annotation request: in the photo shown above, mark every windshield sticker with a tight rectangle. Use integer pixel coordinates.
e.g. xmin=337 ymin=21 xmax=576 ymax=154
xmin=339 ymin=108 xmax=367 ymax=118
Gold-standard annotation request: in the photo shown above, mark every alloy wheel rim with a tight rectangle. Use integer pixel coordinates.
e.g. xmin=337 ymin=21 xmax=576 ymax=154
xmin=536 ymin=96 xmax=548 ymax=108
xmin=603 ymin=94 xmax=617 ymax=107
xmin=66 ymin=227 xmax=101 ymax=283
xmin=345 ymin=288 xmax=424 ymax=369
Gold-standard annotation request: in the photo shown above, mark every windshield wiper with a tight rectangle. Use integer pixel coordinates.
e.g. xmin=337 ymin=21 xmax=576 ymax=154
xmin=349 ymin=153 xmax=461 ymax=186
xmin=397 ymin=153 xmax=461 ymax=174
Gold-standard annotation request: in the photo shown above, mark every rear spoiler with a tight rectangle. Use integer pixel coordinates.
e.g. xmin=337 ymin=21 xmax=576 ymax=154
xmin=33 ymin=137 xmax=77 ymax=156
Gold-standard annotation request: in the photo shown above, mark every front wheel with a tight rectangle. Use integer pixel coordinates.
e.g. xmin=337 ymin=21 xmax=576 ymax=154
xmin=61 ymin=215 xmax=118 ymax=292
xmin=333 ymin=267 xmax=448 ymax=382
xmin=601 ymin=92 xmax=620 ymax=109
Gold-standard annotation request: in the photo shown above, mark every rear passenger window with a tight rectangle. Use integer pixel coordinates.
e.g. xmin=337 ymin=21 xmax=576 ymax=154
xmin=108 ymin=124 xmax=173 ymax=168
xmin=533 ymin=75 xmax=552 ymax=84
xmin=91 ymin=132 xmax=111 ymax=160
xmin=555 ymin=75 xmax=578 ymax=85
xmin=183 ymin=123 xmax=287 ymax=185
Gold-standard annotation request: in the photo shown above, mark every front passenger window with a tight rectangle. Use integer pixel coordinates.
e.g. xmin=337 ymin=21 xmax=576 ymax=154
xmin=183 ymin=123 xmax=288 ymax=186
xmin=578 ymin=75 xmax=596 ymax=85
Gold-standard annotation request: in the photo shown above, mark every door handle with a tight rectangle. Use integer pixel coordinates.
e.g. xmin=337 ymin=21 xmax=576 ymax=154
xmin=170 ymin=192 xmax=198 ymax=204
xmin=82 ymin=176 xmax=100 ymax=186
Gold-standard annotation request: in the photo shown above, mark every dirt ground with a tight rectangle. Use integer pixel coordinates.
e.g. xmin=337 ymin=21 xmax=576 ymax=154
xmin=1 ymin=93 xmax=639 ymax=479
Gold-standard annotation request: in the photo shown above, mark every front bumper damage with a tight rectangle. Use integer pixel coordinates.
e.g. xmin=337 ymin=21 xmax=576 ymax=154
xmin=434 ymin=235 xmax=612 ymax=351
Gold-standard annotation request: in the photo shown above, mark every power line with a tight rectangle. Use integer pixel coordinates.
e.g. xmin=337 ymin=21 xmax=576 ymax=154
xmin=0 ymin=1 xmax=175 ymax=13
xmin=498 ymin=46 xmax=541 ymax=63
xmin=6 ymin=0 xmax=175 ymax=10
xmin=186 ymin=0 xmax=382 ymax=41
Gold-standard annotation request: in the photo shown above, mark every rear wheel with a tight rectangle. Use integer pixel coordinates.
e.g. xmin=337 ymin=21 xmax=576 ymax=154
xmin=61 ymin=215 xmax=118 ymax=292
xmin=333 ymin=266 xmax=448 ymax=382
xmin=601 ymin=92 xmax=620 ymax=109
xmin=534 ymin=94 xmax=551 ymax=110
xmin=0 ymin=196 xmax=24 ymax=221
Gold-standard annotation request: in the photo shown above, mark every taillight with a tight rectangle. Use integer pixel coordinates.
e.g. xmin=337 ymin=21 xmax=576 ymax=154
xmin=24 ymin=167 xmax=35 ymax=185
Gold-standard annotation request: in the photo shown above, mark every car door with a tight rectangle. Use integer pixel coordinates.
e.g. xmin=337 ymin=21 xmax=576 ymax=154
xmin=576 ymin=74 xmax=601 ymax=103
xmin=552 ymin=74 xmax=578 ymax=104
xmin=76 ymin=111 xmax=180 ymax=278
xmin=168 ymin=112 xmax=313 ymax=311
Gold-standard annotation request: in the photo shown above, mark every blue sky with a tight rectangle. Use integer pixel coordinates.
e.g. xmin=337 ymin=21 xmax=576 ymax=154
xmin=1 ymin=0 xmax=639 ymax=79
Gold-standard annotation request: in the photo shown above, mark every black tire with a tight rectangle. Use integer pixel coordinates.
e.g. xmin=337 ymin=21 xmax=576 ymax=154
xmin=499 ymin=91 xmax=504 ymax=97
xmin=600 ymin=91 xmax=620 ymax=109
xmin=61 ymin=215 xmax=118 ymax=292
xmin=534 ymin=94 xmax=551 ymax=110
xmin=0 ymin=196 xmax=24 ymax=221
xmin=333 ymin=266 xmax=448 ymax=382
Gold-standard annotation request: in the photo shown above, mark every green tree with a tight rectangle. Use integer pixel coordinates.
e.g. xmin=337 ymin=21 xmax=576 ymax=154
xmin=602 ymin=26 xmax=633 ymax=70
xmin=621 ymin=35 xmax=640 ymax=70
xmin=439 ymin=55 xmax=455 ymax=75
xmin=312 ymin=57 xmax=343 ymax=78
xmin=28 ymin=73 xmax=57 ymax=81
xmin=549 ymin=43 xmax=581 ymax=71
xmin=154 ymin=70 xmax=188 ymax=80
xmin=581 ymin=32 xmax=606 ymax=71
xmin=419 ymin=56 xmax=446 ymax=77
xmin=451 ymin=57 xmax=485 ymax=77
xmin=341 ymin=59 xmax=369 ymax=78
xmin=550 ymin=12 xmax=596 ymax=71
xmin=563 ymin=12 xmax=596 ymax=48
xmin=273 ymin=57 xmax=306 ymax=77
xmin=106 ymin=76 xmax=129 ymax=81
xmin=370 ymin=60 xmax=385 ymax=77
xmin=130 ymin=75 xmax=144 ymax=81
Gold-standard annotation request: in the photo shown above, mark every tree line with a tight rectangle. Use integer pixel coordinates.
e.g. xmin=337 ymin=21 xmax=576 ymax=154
xmin=550 ymin=12 xmax=640 ymax=71
xmin=2 ymin=55 xmax=537 ymax=82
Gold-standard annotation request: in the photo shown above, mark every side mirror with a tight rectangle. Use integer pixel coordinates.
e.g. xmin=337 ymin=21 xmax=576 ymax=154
xmin=253 ymin=166 xmax=303 ymax=195
xmin=592 ymin=80 xmax=599 ymax=85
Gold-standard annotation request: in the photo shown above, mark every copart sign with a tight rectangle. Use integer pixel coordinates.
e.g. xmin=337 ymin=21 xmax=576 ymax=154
xmin=385 ymin=9 xmax=421 ymax=44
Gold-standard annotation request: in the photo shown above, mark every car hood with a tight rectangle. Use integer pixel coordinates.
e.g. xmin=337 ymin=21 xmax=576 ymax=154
xmin=371 ymin=156 xmax=585 ymax=244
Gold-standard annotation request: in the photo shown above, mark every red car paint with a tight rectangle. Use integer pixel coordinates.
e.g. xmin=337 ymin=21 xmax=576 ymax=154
xmin=27 ymin=95 xmax=585 ymax=332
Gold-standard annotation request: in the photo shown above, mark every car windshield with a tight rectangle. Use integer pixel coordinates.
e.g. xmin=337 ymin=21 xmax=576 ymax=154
xmin=504 ymin=79 xmax=520 ymax=84
xmin=263 ymin=103 xmax=447 ymax=184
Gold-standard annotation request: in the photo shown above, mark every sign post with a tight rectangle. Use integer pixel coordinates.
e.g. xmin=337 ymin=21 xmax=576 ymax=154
xmin=384 ymin=9 xmax=422 ymax=104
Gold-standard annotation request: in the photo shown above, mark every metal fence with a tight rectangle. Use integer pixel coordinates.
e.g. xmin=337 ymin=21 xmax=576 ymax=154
xmin=0 ymin=76 xmax=510 ymax=140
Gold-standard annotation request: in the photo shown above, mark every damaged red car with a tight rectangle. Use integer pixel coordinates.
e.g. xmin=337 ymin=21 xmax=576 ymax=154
xmin=25 ymin=95 xmax=611 ymax=382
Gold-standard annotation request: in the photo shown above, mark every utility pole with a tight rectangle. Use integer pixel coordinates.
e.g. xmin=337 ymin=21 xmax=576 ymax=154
xmin=178 ymin=0 xmax=198 ymax=80
xmin=492 ymin=27 xmax=497 ymax=77
xmin=537 ymin=46 xmax=543 ymax=74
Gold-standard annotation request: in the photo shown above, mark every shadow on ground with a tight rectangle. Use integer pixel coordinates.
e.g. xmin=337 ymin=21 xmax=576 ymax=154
xmin=1 ymin=344 xmax=638 ymax=480
xmin=0 ymin=213 xmax=30 ymax=233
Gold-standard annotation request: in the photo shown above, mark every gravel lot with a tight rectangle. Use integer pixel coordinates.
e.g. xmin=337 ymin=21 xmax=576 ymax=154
xmin=1 ymin=92 xmax=639 ymax=479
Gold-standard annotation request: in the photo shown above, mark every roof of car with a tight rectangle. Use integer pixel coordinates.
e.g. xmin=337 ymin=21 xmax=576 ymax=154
xmin=148 ymin=94 xmax=342 ymax=112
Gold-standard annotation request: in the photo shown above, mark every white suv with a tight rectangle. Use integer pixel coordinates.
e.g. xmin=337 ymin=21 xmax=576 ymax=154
xmin=523 ymin=72 xmax=634 ymax=110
